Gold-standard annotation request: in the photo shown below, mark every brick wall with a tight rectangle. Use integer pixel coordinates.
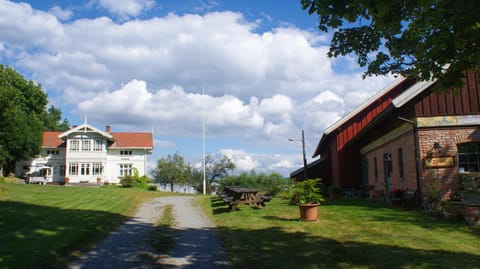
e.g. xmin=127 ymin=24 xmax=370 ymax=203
xmin=418 ymin=127 xmax=478 ymax=199
xmin=363 ymin=126 xmax=479 ymax=200
xmin=363 ymin=131 xmax=417 ymax=194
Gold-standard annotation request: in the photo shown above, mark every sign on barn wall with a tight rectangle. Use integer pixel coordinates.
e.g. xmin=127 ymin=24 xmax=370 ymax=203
xmin=424 ymin=157 xmax=455 ymax=168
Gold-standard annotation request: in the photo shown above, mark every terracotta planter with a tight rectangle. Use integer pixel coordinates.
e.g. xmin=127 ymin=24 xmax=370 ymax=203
xmin=97 ymin=177 xmax=102 ymax=184
xmin=299 ymin=203 xmax=319 ymax=221
xmin=64 ymin=177 xmax=70 ymax=184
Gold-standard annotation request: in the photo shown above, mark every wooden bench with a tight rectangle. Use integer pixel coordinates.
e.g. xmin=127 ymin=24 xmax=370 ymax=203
xmin=222 ymin=187 xmax=272 ymax=211
xmin=261 ymin=195 xmax=272 ymax=202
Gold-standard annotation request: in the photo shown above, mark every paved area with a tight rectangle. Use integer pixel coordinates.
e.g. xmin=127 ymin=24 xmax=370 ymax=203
xmin=69 ymin=196 xmax=230 ymax=268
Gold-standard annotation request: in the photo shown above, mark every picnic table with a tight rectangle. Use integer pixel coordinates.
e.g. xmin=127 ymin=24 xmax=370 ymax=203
xmin=220 ymin=186 xmax=271 ymax=211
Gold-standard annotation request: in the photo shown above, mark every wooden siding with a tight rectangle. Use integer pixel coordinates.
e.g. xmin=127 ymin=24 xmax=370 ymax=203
xmin=335 ymin=81 xmax=414 ymax=151
xmin=415 ymin=71 xmax=480 ymax=116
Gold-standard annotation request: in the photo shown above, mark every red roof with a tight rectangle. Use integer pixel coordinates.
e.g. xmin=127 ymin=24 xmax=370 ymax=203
xmin=110 ymin=132 xmax=153 ymax=148
xmin=42 ymin=131 xmax=63 ymax=147
xmin=41 ymin=131 xmax=153 ymax=149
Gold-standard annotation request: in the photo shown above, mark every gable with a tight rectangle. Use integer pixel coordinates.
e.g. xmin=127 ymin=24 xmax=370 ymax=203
xmin=313 ymin=78 xmax=415 ymax=157
xmin=58 ymin=123 xmax=113 ymax=140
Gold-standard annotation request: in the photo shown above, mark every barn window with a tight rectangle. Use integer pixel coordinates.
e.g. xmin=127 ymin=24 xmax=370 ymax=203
xmin=458 ymin=142 xmax=480 ymax=172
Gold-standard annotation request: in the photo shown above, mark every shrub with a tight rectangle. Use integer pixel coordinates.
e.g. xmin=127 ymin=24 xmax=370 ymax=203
xmin=135 ymin=176 xmax=149 ymax=189
xmin=292 ymin=178 xmax=325 ymax=205
xmin=148 ymin=185 xmax=158 ymax=191
xmin=120 ymin=176 xmax=135 ymax=188
xmin=219 ymin=171 xmax=289 ymax=196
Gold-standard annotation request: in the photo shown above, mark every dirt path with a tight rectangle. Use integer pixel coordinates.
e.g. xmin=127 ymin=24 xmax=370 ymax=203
xmin=69 ymin=196 xmax=230 ymax=269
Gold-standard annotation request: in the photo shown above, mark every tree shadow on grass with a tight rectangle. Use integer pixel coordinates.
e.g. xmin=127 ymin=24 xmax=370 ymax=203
xmin=216 ymin=226 xmax=480 ymax=269
xmin=0 ymin=201 xmax=129 ymax=269
xmin=319 ymin=198 xmax=480 ymax=234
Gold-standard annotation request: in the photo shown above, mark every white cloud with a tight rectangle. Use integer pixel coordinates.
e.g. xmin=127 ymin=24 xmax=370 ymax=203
xmin=49 ymin=5 xmax=73 ymax=21
xmin=268 ymin=159 xmax=295 ymax=170
xmin=0 ymin=1 xmax=396 ymax=175
xmin=78 ymin=79 xmax=271 ymax=136
xmin=97 ymin=0 xmax=155 ymax=18
xmin=220 ymin=149 xmax=258 ymax=171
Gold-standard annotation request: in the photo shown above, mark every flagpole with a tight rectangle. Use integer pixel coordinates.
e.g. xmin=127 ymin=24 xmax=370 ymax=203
xmin=202 ymin=85 xmax=206 ymax=195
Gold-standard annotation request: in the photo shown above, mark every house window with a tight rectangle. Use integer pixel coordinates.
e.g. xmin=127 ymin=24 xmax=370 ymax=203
xmin=69 ymin=162 xmax=79 ymax=176
xmin=458 ymin=142 xmax=480 ymax=172
xmin=120 ymin=164 xmax=133 ymax=177
xmin=398 ymin=148 xmax=404 ymax=178
xmin=70 ymin=140 xmax=79 ymax=151
xmin=47 ymin=150 xmax=59 ymax=155
xmin=120 ymin=150 xmax=132 ymax=155
xmin=92 ymin=163 xmax=103 ymax=176
xmin=374 ymin=157 xmax=378 ymax=181
xmin=59 ymin=165 xmax=66 ymax=176
xmin=82 ymin=140 xmax=91 ymax=151
xmin=93 ymin=139 xmax=103 ymax=151
xmin=80 ymin=163 xmax=90 ymax=175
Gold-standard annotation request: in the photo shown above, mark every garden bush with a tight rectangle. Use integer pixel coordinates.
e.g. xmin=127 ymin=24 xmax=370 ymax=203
xmin=148 ymin=185 xmax=158 ymax=191
xmin=220 ymin=171 xmax=289 ymax=196
xmin=120 ymin=176 xmax=135 ymax=188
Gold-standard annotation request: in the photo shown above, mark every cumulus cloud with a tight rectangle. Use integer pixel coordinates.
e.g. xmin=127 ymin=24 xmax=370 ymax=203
xmin=0 ymin=1 xmax=396 ymax=175
xmin=220 ymin=149 xmax=259 ymax=171
xmin=78 ymin=79 xmax=272 ymax=136
xmin=49 ymin=5 xmax=73 ymax=21
xmin=97 ymin=0 xmax=155 ymax=18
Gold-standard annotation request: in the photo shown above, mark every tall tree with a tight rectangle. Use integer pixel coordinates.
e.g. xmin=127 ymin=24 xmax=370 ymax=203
xmin=205 ymin=154 xmax=236 ymax=183
xmin=0 ymin=65 xmax=70 ymax=174
xmin=301 ymin=0 xmax=480 ymax=90
xmin=43 ymin=105 xmax=70 ymax=131
xmin=152 ymin=152 xmax=190 ymax=192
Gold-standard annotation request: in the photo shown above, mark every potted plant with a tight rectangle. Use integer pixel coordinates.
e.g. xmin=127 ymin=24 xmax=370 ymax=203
xmin=64 ymin=177 xmax=70 ymax=184
xmin=328 ymin=185 xmax=342 ymax=200
xmin=292 ymin=178 xmax=325 ymax=221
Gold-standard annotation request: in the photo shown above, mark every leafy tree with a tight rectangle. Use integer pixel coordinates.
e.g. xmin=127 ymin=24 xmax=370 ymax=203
xmin=0 ymin=66 xmax=44 ymax=172
xmin=0 ymin=65 xmax=69 ymax=174
xmin=220 ymin=170 xmax=288 ymax=196
xmin=301 ymin=0 xmax=480 ymax=89
xmin=43 ymin=106 xmax=70 ymax=131
xmin=205 ymin=154 xmax=236 ymax=183
xmin=152 ymin=152 xmax=190 ymax=192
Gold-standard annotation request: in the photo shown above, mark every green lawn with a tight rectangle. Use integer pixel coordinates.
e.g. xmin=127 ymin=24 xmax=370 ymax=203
xmin=0 ymin=182 xmax=164 ymax=269
xmin=201 ymin=196 xmax=480 ymax=269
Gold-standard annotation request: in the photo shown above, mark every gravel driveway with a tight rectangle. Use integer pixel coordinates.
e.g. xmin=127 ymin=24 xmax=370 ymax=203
xmin=69 ymin=196 xmax=230 ymax=269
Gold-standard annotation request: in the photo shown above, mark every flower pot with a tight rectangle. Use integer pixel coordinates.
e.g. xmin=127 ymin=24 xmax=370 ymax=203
xmin=299 ymin=203 xmax=319 ymax=221
xmin=64 ymin=177 xmax=70 ymax=184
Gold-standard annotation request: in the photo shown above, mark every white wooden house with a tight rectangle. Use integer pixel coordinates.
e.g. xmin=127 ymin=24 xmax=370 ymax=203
xmin=16 ymin=124 xmax=153 ymax=184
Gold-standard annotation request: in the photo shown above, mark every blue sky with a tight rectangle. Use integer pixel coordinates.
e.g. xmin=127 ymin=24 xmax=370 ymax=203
xmin=0 ymin=0 xmax=394 ymax=176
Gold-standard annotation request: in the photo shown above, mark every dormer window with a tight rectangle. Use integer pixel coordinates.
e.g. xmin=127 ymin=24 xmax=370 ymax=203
xmin=120 ymin=150 xmax=132 ymax=155
xmin=46 ymin=150 xmax=59 ymax=155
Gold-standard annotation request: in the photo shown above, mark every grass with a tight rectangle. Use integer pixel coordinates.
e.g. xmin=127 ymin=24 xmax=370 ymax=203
xmin=0 ymin=182 xmax=164 ymax=269
xmin=150 ymin=204 xmax=177 ymax=254
xmin=200 ymin=195 xmax=480 ymax=269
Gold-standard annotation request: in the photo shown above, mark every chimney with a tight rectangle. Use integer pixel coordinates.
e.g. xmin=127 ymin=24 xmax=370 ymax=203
xmin=105 ymin=125 xmax=111 ymax=133
xmin=72 ymin=125 xmax=77 ymax=128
